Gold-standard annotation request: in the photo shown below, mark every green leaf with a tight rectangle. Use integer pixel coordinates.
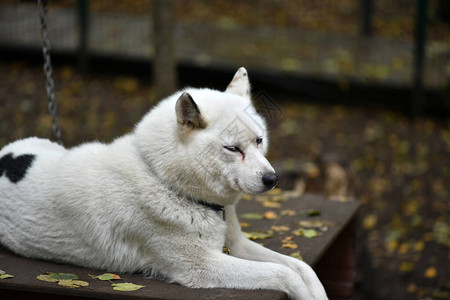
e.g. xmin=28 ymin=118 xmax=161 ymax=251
xmin=303 ymin=229 xmax=319 ymax=238
xmin=111 ymin=282 xmax=145 ymax=291
xmin=90 ymin=273 xmax=121 ymax=281
xmin=240 ymin=213 xmax=264 ymax=220
xmin=289 ymin=251 xmax=304 ymax=260
xmin=0 ymin=274 xmax=14 ymax=279
xmin=299 ymin=209 xmax=321 ymax=217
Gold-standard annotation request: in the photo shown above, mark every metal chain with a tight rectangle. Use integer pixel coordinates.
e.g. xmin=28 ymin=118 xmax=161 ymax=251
xmin=38 ymin=0 xmax=63 ymax=146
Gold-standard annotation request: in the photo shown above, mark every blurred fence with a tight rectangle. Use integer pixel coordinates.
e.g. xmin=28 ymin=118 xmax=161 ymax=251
xmin=0 ymin=0 xmax=449 ymax=113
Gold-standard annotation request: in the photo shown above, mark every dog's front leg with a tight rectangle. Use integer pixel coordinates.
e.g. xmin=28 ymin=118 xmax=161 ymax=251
xmin=174 ymin=251 xmax=312 ymax=300
xmin=225 ymin=205 xmax=328 ymax=300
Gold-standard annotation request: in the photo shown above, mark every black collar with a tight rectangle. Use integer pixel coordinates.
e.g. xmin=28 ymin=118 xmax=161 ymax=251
xmin=197 ymin=200 xmax=224 ymax=212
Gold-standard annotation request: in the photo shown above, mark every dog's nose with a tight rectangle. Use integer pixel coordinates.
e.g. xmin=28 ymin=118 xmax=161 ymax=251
xmin=262 ymin=173 xmax=278 ymax=190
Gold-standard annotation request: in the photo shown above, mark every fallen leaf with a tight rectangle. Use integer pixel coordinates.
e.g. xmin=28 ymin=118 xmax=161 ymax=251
xmin=264 ymin=211 xmax=278 ymax=220
xmin=282 ymin=190 xmax=303 ymax=199
xmin=328 ymin=195 xmax=354 ymax=202
xmin=241 ymin=194 xmax=253 ymax=201
xmin=240 ymin=213 xmax=263 ymax=220
xmin=297 ymin=220 xmax=332 ymax=228
xmin=49 ymin=273 xmax=78 ymax=280
xmin=299 ymin=209 xmax=321 ymax=217
xmin=282 ymin=236 xmax=293 ymax=242
xmin=90 ymin=273 xmax=121 ymax=281
xmin=292 ymin=228 xmax=321 ymax=238
xmin=424 ymin=267 xmax=437 ymax=278
xmin=407 ymin=283 xmax=418 ymax=293
xmin=289 ymin=251 xmax=303 ymax=260
xmin=239 ymin=222 xmax=251 ymax=228
xmin=0 ymin=273 xmax=14 ymax=279
xmin=386 ymin=239 xmax=398 ymax=253
xmin=58 ymin=279 xmax=89 ymax=288
xmin=242 ymin=231 xmax=274 ymax=240
xmin=363 ymin=214 xmax=377 ymax=230
xmin=303 ymin=229 xmax=319 ymax=238
xmin=266 ymin=188 xmax=282 ymax=195
xmin=433 ymin=220 xmax=450 ymax=245
xmin=282 ymin=241 xmax=298 ymax=249
xmin=398 ymin=242 xmax=410 ymax=255
xmin=262 ymin=201 xmax=281 ymax=208
xmin=36 ymin=274 xmax=59 ymax=283
xmin=281 ymin=209 xmax=297 ymax=216
xmin=413 ymin=241 xmax=425 ymax=252
xmin=111 ymin=282 xmax=145 ymax=291
xmin=269 ymin=195 xmax=289 ymax=203
xmin=399 ymin=261 xmax=414 ymax=272
xmin=271 ymin=225 xmax=290 ymax=232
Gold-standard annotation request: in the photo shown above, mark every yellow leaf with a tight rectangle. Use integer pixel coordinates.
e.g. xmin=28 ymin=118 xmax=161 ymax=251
xmin=239 ymin=222 xmax=251 ymax=228
xmin=282 ymin=242 xmax=298 ymax=249
xmin=271 ymin=225 xmax=290 ymax=232
xmin=36 ymin=274 xmax=59 ymax=282
xmin=363 ymin=214 xmax=377 ymax=230
xmin=282 ymin=236 xmax=293 ymax=242
xmin=262 ymin=201 xmax=281 ymax=208
xmin=36 ymin=274 xmax=59 ymax=283
xmin=114 ymin=76 xmax=139 ymax=93
xmin=264 ymin=211 xmax=278 ymax=220
xmin=424 ymin=267 xmax=437 ymax=278
xmin=413 ymin=241 xmax=425 ymax=252
xmin=281 ymin=209 xmax=296 ymax=216
xmin=407 ymin=283 xmax=418 ymax=293
xmin=242 ymin=231 xmax=274 ymax=240
xmin=241 ymin=194 xmax=253 ymax=201
xmin=266 ymin=188 xmax=282 ymax=195
xmin=58 ymin=279 xmax=89 ymax=288
xmin=386 ymin=239 xmax=398 ymax=253
xmin=111 ymin=282 xmax=145 ymax=291
xmin=398 ymin=242 xmax=410 ymax=255
xmin=399 ymin=262 xmax=414 ymax=272
xmin=270 ymin=195 xmax=288 ymax=203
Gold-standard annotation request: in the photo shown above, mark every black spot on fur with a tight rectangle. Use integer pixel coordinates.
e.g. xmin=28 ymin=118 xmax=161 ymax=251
xmin=0 ymin=153 xmax=36 ymax=183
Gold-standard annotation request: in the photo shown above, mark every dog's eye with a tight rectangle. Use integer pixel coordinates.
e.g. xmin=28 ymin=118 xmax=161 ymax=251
xmin=256 ymin=138 xmax=263 ymax=145
xmin=224 ymin=146 xmax=241 ymax=153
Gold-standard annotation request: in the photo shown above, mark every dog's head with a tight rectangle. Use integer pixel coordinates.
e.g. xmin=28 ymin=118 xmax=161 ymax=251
xmin=136 ymin=67 xmax=277 ymax=206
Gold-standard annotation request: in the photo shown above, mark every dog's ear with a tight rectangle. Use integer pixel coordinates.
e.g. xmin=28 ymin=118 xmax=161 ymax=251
xmin=225 ymin=67 xmax=250 ymax=100
xmin=176 ymin=92 xmax=207 ymax=130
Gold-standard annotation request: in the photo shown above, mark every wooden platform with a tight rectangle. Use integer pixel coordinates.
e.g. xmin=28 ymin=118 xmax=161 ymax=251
xmin=0 ymin=193 xmax=360 ymax=299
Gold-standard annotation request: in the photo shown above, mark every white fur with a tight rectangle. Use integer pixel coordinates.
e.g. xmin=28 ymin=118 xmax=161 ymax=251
xmin=0 ymin=67 xmax=327 ymax=299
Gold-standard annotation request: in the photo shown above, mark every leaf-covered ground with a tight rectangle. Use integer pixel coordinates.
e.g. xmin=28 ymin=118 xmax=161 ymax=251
xmin=54 ymin=0 xmax=450 ymax=42
xmin=0 ymin=60 xmax=448 ymax=299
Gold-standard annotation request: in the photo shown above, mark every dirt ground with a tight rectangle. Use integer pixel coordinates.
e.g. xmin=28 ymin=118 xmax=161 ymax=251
xmin=0 ymin=59 xmax=448 ymax=299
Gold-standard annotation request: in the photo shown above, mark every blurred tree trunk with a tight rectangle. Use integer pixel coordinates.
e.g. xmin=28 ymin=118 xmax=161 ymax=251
xmin=153 ymin=0 xmax=177 ymax=100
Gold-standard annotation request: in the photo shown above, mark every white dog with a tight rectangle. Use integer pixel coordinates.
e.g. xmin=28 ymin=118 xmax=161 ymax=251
xmin=0 ymin=68 xmax=327 ymax=299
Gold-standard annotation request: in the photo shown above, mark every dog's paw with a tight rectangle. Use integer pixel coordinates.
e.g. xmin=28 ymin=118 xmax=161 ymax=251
xmin=286 ymin=258 xmax=328 ymax=300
